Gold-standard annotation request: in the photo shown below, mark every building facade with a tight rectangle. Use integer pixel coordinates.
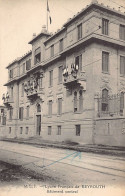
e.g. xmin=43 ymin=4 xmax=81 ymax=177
xmin=2 ymin=1 xmax=125 ymax=146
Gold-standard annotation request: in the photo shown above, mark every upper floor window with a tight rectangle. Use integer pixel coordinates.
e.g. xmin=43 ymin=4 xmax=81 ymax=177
xmin=102 ymin=89 xmax=108 ymax=112
xmin=19 ymin=107 xmax=23 ymax=120
xmin=9 ymin=107 xmax=13 ymax=120
xmin=10 ymin=87 xmax=13 ymax=99
xmin=49 ymin=70 xmax=53 ymax=87
xmin=75 ymin=54 xmax=82 ymax=71
xmin=9 ymin=69 xmax=13 ymax=79
xmin=48 ymin=100 xmax=52 ymax=116
xmin=48 ymin=126 xmax=52 ymax=135
xmin=120 ymin=56 xmax=125 ymax=75
xmin=102 ymin=18 xmax=109 ymax=35
xmin=21 ymin=83 xmax=24 ymax=97
xmin=26 ymin=59 xmax=31 ymax=70
xmin=74 ymin=91 xmax=78 ymax=112
xmin=34 ymin=47 xmax=41 ymax=65
xmin=119 ymin=24 xmax=125 ymax=40
xmin=37 ymin=104 xmax=41 ymax=113
xmin=79 ymin=90 xmax=83 ymax=112
xmin=58 ymin=66 xmax=63 ymax=84
xmin=38 ymin=77 xmax=43 ymax=89
xmin=59 ymin=39 xmax=63 ymax=52
xmin=51 ymin=45 xmax=54 ymax=57
xmin=57 ymin=98 xmax=62 ymax=115
xmin=26 ymin=106 xmax=29 ymax=119
xmin=57 ymin=126 xmax=61 ymax=135
xmin=23 ymin=63 xmax=25 ymax=74
xmin=102 ymin=51 xmax=109 ymax=73
xmin=77 ymin=23 xmax=82 ymax=40
xmin=120 ymin=92 xmax=124 ymax=115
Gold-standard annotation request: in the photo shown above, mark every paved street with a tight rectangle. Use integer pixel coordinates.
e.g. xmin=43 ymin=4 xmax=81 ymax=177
xmin=0 ymin=141 xmax=125 ymax=195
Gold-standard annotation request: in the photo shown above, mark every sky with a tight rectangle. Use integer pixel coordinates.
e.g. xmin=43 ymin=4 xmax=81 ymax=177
xmin=0 ymin=0 xmax=125 ymax=105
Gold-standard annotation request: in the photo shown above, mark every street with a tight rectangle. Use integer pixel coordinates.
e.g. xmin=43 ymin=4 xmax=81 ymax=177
xmin=0 ymin=141 xmax=125 ymax=195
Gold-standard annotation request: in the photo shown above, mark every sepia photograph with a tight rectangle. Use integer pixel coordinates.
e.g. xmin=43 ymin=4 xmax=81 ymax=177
xmin=0 ymin=0 xmax=125 ymax=195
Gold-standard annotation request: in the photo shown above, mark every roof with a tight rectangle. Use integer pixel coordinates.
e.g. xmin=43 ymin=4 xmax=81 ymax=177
xmin=44 ymin=1 xmax=125 ymax=45
xmin=6 ymin=50 xmax=32 ymax=69
xmin=28 ymin=32 xmax=51 ymax=44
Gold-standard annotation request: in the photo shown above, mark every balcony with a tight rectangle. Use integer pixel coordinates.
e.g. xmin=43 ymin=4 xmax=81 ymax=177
xmin=63 ymin=69 xmax=86 ymax=90
xmin=2 ymin=93 xmax=14 ymax=108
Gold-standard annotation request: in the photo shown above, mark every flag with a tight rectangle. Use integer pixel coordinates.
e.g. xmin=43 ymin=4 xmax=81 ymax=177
xmin=47 ymin=0 xmax=52 ymax=24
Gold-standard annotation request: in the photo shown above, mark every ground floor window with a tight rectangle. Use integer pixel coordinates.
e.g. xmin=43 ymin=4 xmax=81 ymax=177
xmin=9 ymin=127 xmax=11 ymax=134
xmin=25 ymin=127 xmax=29 ymax=134
xmin=76 ymin=125 xmax=81 ymax=136
xmin=48 ymin=126 xmax=52 ymax=135
xmin=57 ymin=126 xmax=61 ymax=135
xmin=20 ymin=127 xmax=23 ymax=134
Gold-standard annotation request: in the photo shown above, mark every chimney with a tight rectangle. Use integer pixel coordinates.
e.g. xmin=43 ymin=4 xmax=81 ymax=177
xmin=42 ymin=25 xmax=47 ymax=33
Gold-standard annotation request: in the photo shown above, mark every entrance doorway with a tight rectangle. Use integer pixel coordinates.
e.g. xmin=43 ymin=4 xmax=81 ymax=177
xmin=36 ymin=115 xmax=41 ymax=135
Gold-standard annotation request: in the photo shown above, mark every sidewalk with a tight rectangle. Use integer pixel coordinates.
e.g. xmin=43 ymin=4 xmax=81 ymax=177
xmin=1 ymin=137 xmax=125 ymax=157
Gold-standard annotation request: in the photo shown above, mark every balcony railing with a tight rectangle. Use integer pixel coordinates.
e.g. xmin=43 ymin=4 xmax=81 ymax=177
xmin=96 ymin=94 xmax=124 ymax=117
xmin=63 ymin=71 xmax=86 ymax=89
xmin=2 ymin=93 xmax=13 ymax=107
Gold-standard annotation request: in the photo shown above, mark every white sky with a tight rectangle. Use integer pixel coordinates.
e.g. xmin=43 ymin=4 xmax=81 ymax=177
xmin=0 ymin=0 xmax=125 ymax=105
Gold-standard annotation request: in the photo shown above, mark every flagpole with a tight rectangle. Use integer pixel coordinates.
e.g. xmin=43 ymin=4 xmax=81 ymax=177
xmin=47 ymin=0 xmax=48 ymax=32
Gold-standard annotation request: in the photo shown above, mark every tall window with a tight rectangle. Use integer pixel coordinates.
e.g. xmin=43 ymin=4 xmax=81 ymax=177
xmin=79 ymin=90 xmax=83 ymax=112
xmin=38 ymin=77 xmax=43 ymax=89
xmin=25 ymin=127 xmax=29 ymax=134
xmin=48 ymin=100 xmax=52 ymax=116
xmin=9 ymin=69 xmax=13 ymax=79
xmin=102 ymin=18 xmax=109 ymax=35
xmin=119 ymin=24 xmax=125 ymax=40
xmin=75 ymin=54 xmax=82 ymax=71
xmin=76 ymin=125 xmax=81 ymax=136
xmin=11 ymin=87 xmax=13 ymax=99
xmin=23 ymin=63 xmax=25 ymax=74
xmin=26 ymin=59 xmax=31 ymax=70
xmin=51 ymin=45 xmax=54 ymax=57
xmin=34 ymin=47 xmax=41 ymax=65
xmin=20 ymin=127 xmax=23 ymax=134
xmin=49 ymin=70 xmax=53 ymax=87
xmin=21 ymin=83 xmax=24 ymax=97
xmin=58 ymin=66 xmax=63 ymax=83
xmin=37 ymin=104 xmax=41 ymax=113
xmin=74 ymin=91 xmax=78 ymax=112
xmin=19 ymin=107 xmax=23 ymax=120
xmin=120 ymin=92 xmax=124 ymax=115
xmin=26 ymin=106 xmax=29 ymax=119
xmin=120 ymin=56 xmax=125 ymax=75
xmin=58 ymin=98 xmax=62 ymax=115
xmin=57 ymin=126 xmax=61 ymax=135
xmin=102 ymin=51 xmax=109 ymax=73
xmin=48 ymin=126 xmax=52 ymax=135
xmin=59 ymin=39 xmax=63 ymax=52
xmin=9 ymin=107 xmax=13 ymax=120
xmin=102 ymin=89 xmax=108 ymax=112
xmin=9 ymin=127 xmax=11 ymax=134
xmin=77 ymin=23 xmax=82 ymax=40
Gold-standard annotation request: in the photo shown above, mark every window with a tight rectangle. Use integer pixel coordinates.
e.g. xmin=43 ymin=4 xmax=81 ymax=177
xmin=21 ymin=83 xmax=24 ymax=97
xmin=23 ymin=63 xmax=25 ymax=74
xmin=51 ymin=45 xmax=54 ymax=57
xmin=102 ymin=89 xmax=108 ymax=112
xmin=119 ymin=24 xmax=125 ymax=40
xmin=120 ymin=92 xmax=124 ymax=115
xmin=37 ymin=104 xmax=41 ymax=113
xmin=102 ymin=51 xmax=109 ymax=73
xmin=26 ymin=106 xmax=29 ymax=119
xmin=38 ymin=77 xmax=43 ymax=89
xmin=2 ymin=116 xmax=6 ymax=125
xmin=75 ymin=54 xmax=82 ymax=71
xmin=59 ymin=39 xmax=63 ymax=52
xmin=76 ymin=125 xmax=81 ymax=136
xmin=19 ymin=107 xmax=23 ymax=120
xmin=79 ymin=90 xmax=83 ymax=112
xmin=11 ymin=87 xmax=13 ymax=99
xmin=49 ymin=70 xmax=53 ymax=87
xmin=25 ymin=127 xmax=29 ymax=134
xmin=58 ymin=98 xmax=62 ymax=115
xmin=77 ymin=23 xmax=82 ymax=40
xmin=9 ymin=107 xmax=13 ymax=120
xmin=58 ymin=66 xmax=63 ymax=83
xmin=48 ymin=100 xmax=52 ymax=116
xmin=34 ymin=47 xmax=41 ymax=65
xmin=57 ymin=126 xmax=61 ymax=135
xmin=9 ymin=127 xmax=11 ymax=134
xmin=120 ymin=56 xmax=125 ymax=75
xmin=48 ymin=126 xmax=52 ymax=135
xmin=74 ymin=92 xmax=78 ymax=112
xmin=26 ymin=59 xmax=31 ymax=70
xmin=20 ymin=127 xmax=23 ymax=134
xmin=102 ymin=18 xmax=109 ymax=35
xmin=9 ymin=69 xmax=13 ymax=79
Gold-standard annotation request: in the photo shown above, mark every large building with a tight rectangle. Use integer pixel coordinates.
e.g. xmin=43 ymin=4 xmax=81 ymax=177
xmin=2 ymin=0 xmax=125 ymax=146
